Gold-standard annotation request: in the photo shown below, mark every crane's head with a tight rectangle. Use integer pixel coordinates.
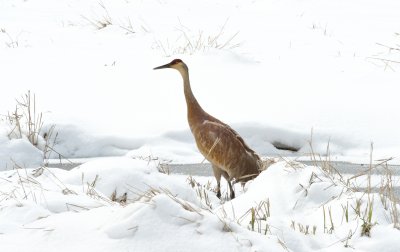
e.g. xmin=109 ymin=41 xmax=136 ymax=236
xmin=153 ymin=59 xmax=187 ymax=72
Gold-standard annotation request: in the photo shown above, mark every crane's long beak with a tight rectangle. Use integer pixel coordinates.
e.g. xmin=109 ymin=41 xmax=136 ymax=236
xmin=153 ymin=63 xmax=171 ymax=70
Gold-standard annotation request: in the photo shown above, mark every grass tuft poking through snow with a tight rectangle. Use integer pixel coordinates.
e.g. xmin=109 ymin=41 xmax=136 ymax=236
xmin=154 ymin=19 xmax=241 ymax=56
xmin=0 ymin=91 xmax=59 ymax=169
xmin=6 ymin=91 xmax=44 ymax=147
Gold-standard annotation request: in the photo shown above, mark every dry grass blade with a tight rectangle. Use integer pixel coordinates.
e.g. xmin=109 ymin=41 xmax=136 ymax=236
xmin=66 ymin=203 xmax=90 ymax=212
xmin=277 ymin=238 xmax=289 ymax=252
xmin=159 ymin=187 xmax=203 ymax=215
xmin=201 ymin=137 xmax=220 ymax=164
xmin=376 ymin=42 xmax=400 ymax=52
xmin=126 ymin=184 xmax=205 ymax=214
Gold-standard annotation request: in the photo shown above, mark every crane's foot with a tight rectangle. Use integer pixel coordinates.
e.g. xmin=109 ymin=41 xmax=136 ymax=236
xmin=230 ymin=191 xmax=235 ymax=199
xmin=216 ymin=190 xmax=221 ymax=199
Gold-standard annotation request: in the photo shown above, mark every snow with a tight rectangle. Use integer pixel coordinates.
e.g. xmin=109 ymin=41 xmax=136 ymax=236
xmin=0 ymin=0 xmax=399 ymax=163
xmin=0 ymin=137 xmax=43 ymax=169
xmin=0 ymin=158 xmax=287 ymax=252
xmin=1 ymin=158 xmax=399 ymax=251
xmin=0 ymin=0 xmax=399 ymax=251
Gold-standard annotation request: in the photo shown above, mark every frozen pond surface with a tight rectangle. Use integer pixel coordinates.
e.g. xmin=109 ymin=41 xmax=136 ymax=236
xmin=50 ymin=160 xmax=400 ymax=175
xmin=165 ymin=162 xmax=400 ymax=176
xmin=50 ymin=160 xmax=400 ymax=198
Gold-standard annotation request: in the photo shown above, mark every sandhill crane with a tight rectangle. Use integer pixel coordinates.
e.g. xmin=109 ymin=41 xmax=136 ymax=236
xmin=154 ymin=59 xmax=262 ymax=199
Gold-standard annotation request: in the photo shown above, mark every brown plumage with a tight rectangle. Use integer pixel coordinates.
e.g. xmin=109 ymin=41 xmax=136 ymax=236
xmin=154 ymin=59 xmax=262 ymax=199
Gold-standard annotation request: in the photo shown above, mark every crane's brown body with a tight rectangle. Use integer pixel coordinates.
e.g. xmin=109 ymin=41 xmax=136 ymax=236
xmin=154 ymin=59 xmax=262 ymax=199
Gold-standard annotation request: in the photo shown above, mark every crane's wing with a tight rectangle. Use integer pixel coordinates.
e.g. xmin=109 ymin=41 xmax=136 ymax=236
xmin=201 ymin=117 xmax=261 ymax=161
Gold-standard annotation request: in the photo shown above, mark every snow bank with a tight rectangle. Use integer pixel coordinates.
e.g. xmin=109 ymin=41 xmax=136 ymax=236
xmin=45 ymin=123 xmax=365 ymax=163
xmin=0 ymin=157 xmax=286 ymax=252
xmin=0 ymin=118 xmax=394 ymax=172
xmin=43 ymin=124 xmax=145 ymax=158
xmin=0 ymin=137 xmax=42 ymax=170
xmin=1 ymin=157 xmax=399 ymax=251
xmin=216 ymin=162 xmax=400 ymax=252
xmin=0 ymin=123 xmax=43 ymax=170
xmin=63 ymin=157 xmax=201 ymax=204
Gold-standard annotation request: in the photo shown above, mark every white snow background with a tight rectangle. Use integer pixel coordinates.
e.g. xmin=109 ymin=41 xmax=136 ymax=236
xmin=0 ymin=0 xmax=399 ymax=251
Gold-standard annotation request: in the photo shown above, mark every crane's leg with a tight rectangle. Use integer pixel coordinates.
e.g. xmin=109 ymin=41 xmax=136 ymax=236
xmin=211 ymin=164 xmax=222 ymax=198
xmin=222 ymin=171 xmax=235 ymax=199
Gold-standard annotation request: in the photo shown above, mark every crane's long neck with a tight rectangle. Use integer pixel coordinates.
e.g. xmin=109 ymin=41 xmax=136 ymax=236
xmin=179 ymin=67 xmax=206 ymax=126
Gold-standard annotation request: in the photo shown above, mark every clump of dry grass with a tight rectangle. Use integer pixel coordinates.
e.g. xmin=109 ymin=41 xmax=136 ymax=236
xmin=368 ymin=34 xmax=400 ymax=70
xmin=81 ymin=2 xmax=113 ymax=30
xmin=236 ymin=199 xmax=271 ymax=235
xmin=0 ymin=161 xmax=77 ymax=208
xmin=2 ymin=91 xmax=59 ymax=166
xmin=291 ymin=220 xmax=317 ymax=235
xmin=187 ymin=175 xmax=214 ymax=209
xmin=128 ymin=185 xmax=203 ymax=216
xmin=81 ymin=1 xmax=136 ymax=34
xmin=0 ymin=28 xmax=21 ymax=48
xmin=131 ymin=155 xmax=172 ymax=175
xmin=375 ymin=157 xmax=400 ymax=230
xmin=155 ymin=20 xmax=241 ymax=56
xmin=6 ymin=91 xmax=43 ymax=146
xmin=111 ymin=189 xmax=127 ymax=204
xmin=305 ymin=133 xmax=400 ymax=238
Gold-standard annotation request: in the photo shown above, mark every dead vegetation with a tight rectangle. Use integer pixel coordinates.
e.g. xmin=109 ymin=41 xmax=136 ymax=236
xmin=154 ymin=19 xmax=241 ymax=56
xmin=1 ymin=91 xmax=59 ymax=166
xmin=81 ymin=1 xmax=135 ymax=34
xmin=0 ymin=28 xmax=22 ymax=48
xmin=306 ymin=136 xmax=399 ymax=240
xmin=368 ymin=33 xmax=400 ymax=70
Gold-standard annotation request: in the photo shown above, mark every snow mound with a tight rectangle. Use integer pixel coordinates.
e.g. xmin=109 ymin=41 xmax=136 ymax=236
xmin=98 ymin=192 xmax=285 ymax=252
xmin=63 ymin=157 xmax=201 ymax=204
xmin=216 ymin=162 xmax=400 ymax=252
xmin=0 ymin=136 xmax=43 ymax=170
xmin=43 ymin=124 xmax=146 ymax=158
xmin=0 ymin=157 xmax=286 ymax=252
